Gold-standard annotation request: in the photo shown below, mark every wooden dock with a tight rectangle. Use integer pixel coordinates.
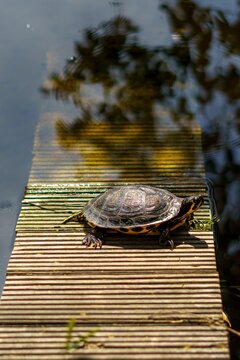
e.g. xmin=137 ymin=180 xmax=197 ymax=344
xmin=0 ymin=120 xmax=230 ymax=359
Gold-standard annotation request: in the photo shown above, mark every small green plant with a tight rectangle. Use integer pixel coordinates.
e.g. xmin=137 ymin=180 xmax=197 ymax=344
xmin=190 ymin=213 xmax=220 ymax=231
xmin=65 ymin=318 xmax=99 ymax=353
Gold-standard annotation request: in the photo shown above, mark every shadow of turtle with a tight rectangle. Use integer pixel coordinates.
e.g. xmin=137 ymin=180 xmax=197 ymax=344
xmin=81 ymin=223 xmax=208 ymax=249
xmin=103 ymin=232 xmax=208 ymax=249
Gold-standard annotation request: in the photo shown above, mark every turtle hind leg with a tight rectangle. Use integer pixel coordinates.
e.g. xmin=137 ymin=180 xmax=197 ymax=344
xmin=158 ymin=227 xmax=174 ymax=250
xmin=82 ymin=228 xmax=105 ymax=249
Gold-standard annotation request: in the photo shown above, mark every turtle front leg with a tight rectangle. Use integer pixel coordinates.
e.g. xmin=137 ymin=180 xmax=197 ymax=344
xmin=185 ymin=213 xmax=194 ymax=228
xmin=186 ymin=214 xmax=205 ymax=230
xmin=82 ymin=228 xmax=104 ymax=249
xmin=158 ymin=227 xmax=174 ymax=250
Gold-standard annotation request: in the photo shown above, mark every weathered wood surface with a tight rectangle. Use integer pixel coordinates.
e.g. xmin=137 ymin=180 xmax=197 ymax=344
xmin=0 ymin=120 xmax=230 ymax=359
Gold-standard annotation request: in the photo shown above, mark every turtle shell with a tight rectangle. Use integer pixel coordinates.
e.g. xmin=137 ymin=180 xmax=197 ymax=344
xmin=83 ymin=185 xmax=182 ymax=229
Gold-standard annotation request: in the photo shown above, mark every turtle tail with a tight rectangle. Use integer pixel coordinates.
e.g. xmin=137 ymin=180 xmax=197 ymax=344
xmin=61 ymin=212 xmax=84 ymax=224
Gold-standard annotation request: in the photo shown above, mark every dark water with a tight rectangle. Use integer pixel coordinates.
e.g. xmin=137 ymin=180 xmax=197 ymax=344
xmin=1 ymin=0 xmax=240 ymax=357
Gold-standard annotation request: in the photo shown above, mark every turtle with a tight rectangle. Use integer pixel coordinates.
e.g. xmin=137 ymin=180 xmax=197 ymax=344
xmin=62 ymin=185 xmax=204 ymax=249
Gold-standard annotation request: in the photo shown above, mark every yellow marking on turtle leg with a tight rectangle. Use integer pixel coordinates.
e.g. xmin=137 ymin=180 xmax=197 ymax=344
xmin=62 ymin=211 xmax=84 ymax=224
xmin=87 ymin=221 xmax=96 ymax=228
xmin=170 ymin=218 xmax=187 ymax=232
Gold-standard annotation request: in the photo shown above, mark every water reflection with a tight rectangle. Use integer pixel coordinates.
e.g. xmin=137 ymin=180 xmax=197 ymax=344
xmin=40 ymin=15 xmax=201 ymax=183
xmin=162 ymin=1 xmax=240 ymax=353
xmin=41 ymin=1 xmax=240 ymax=357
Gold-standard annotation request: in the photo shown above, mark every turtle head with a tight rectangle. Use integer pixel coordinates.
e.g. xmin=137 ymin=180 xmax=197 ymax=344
xmin=182 ymin=194 xmax=204 ymax=214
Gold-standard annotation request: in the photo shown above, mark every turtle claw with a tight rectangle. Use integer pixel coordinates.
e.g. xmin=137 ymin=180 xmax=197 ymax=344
xmin=159 ymin=237 xmax=175 ymax=250
xmin=167 ymin=239 xmax=175 ymax=250
xmin=82 ymin=233 xmax=103 ymax=249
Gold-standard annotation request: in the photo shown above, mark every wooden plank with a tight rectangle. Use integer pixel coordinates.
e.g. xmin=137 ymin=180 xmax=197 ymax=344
xmin=0 ymin=325 xmax=229 ymax=359
xmin=0 ymin=187 xmax=229 ymax=357
xmin=0 ymin=118 xmax=230 ymax=359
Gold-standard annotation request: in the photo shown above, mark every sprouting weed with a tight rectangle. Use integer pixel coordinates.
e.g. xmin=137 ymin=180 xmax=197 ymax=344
xmin=65 ymin=318 xmax=99 ymax=353
xmin=65 ymin=318 xmax=76 ymax=352
xmin=190 ymin=212 xmax=220 ymax=231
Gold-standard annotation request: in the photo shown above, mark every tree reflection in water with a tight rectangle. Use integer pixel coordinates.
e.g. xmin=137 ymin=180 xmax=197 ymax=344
xmin=41 ymin=14 xmax=200 ymax=182
xmin=41 ymin=1 xmax=240 ymax=356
